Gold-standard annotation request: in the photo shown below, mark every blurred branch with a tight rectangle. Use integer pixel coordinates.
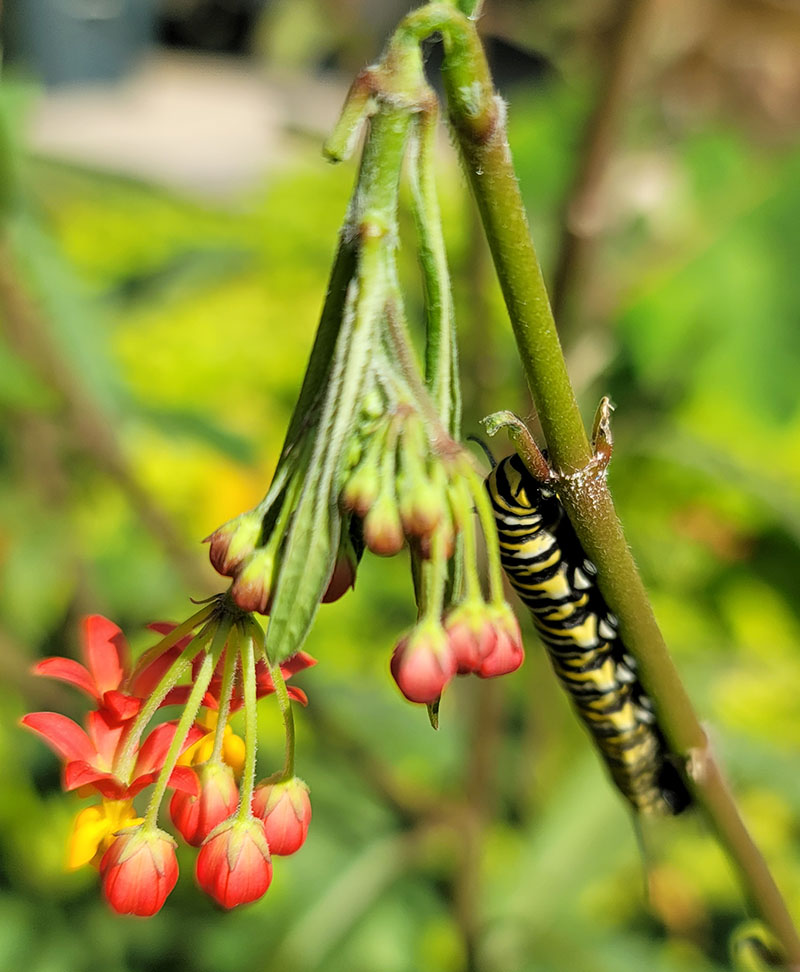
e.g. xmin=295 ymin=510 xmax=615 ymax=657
xmin=0 ymin=236 xmax=210 ymax=592
xmin=550 ymin=0 xmax=659 ymax=342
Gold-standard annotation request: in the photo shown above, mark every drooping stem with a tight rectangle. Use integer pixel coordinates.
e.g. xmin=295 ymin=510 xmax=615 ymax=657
xmin=237 ymin=625 xmax=260 ymax=818
xmin=115 ymin=622 xmax=215 ymax=782
xmin=143 ymin=621 xmax=228 ymax=827
xmin=209 ymin=635 xmax=240 ymax=765
xmin=254 ymin=624 xmax=295 ymax=781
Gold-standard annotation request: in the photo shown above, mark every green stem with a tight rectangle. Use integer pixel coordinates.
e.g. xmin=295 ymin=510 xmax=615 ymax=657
xmin=259 ymin=632 xmax=296 ymax=781
xmin=127 ymin=602 xmax=216 ymax=688
xmin=388 ymin=5 xmax=800 ymax=963
xmin=209 ymin=631 xmax=240 ymax=765
xmin=237 ymin=625 xmax=260 ymax=817
xmin=461 ymin=462 xmax=505 ymax=606
xmin=115 ymin=623 xmax=215 ymax=782
xmin=408 ymin=102 xmax=460 ymax=433
xmin=450 ymin=479 xmax=481 ymax=602
xmin=143 ymin=620 xmax=229 ymax=827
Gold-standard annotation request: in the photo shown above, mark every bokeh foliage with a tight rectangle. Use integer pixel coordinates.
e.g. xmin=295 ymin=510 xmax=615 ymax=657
xmin=2 ymin=11 xmax=800 ymax=971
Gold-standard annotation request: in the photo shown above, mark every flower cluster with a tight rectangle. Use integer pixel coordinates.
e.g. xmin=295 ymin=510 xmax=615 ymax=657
xmin=22 ymin=605 xmax=313 ymax=915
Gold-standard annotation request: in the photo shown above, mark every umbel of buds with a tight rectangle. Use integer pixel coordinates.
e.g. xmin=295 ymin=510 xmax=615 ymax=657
xmin=22 ymin=602 xmax=314 ymax=915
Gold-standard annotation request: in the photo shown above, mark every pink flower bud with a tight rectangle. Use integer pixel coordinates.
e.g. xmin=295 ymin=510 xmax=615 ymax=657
xmin=205 ymin=511 xmax=263 ymax=577
xmin=364 ymin=495 xmax=404 ymax=556
xmin=390 ymin=622 xmax=457 ymax=704
xmin=196 ymin=817 xmax=272 ymax=909
xmin=169 ymin=763 xmax=239 ymax=847
xmin=99 ymin=826 xmax=178 ymax=916
xmin=230 ymin=546 xmax=275 ymax=614
xmin=252 ymin=777 xmax=311 ymax=856
xmin=478 ymin=607 xmax=524 ymax=678
xmin=444 ymin=602 xmax=498 ymax=674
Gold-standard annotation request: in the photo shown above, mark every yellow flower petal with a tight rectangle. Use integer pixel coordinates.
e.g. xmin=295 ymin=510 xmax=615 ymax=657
xmin=67 ymin=801 xmax=142 ymax=871
xmin=222 ymin=732 xmax=246 ymax=778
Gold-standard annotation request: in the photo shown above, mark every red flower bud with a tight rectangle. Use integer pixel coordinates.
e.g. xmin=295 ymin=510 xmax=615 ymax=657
xmin=230 ymin=547 xmax=275 ymax=614
xmin=196 ymin=818 xmax=272 ymax=909
xmin=205 ymin=511 xmax=263 ymax=577
xmin=322 ymin=530 xmax=359 ymax=604
xmin=390 ymin=622 xmax=457 ymax=703
xmin=444 ymin=602 xmax=498 ymax=674
xmin=252 ymin=777 xmax=311 ymax=855
xmin=169 ymin=763 xmax=239 ymax=847
xmin=99 ymin=826 xmax=178 ymax=916
xmin=478 ymin=607 xmax=524 ymax=678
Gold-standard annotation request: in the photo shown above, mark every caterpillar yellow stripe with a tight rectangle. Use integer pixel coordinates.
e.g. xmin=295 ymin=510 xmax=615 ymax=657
xmin=486 ymin=453 xmax=691 ymax=815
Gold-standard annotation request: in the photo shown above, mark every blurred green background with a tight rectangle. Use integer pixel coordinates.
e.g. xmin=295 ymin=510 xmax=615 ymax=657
xmin=1 ymin=1 xmax=799 ymax=970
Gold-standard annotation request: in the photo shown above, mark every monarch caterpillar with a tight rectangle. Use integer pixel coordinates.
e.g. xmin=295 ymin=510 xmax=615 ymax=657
xmin=484 ymin=438 xmax=691 ymax=816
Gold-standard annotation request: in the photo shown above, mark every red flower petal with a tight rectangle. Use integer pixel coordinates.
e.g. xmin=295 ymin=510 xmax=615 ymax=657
xmin=168 ymin=765 xmax=201 ymax=797
xmin=129 ymin=646 xmax=184 ymax=698
xmin=280 ymin=652 xmax=317 ymax=676
xmin=32 ymin=657 xmax=98 ymax=700
xmin=86 ymin=710 xmax=125 ymax=768
xmin=101 ymin=690 xmax=142 ymax=724
xmin=287 ymin=687 xmax=309 ymax=706
xmin=63 ymin=761 xmax=119 ymax=793
xmin=134 ymin=721 xmax=206 ymax=778
xmin=21 ymin=712 xmax=96 ymax=763
xmin=82 ymin=615 xmax=129 ymax=696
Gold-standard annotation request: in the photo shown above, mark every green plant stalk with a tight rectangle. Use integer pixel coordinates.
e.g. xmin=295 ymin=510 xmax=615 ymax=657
xmin=143 ymin=637 xmax=220 ymax=828
xmin=237 ymin=626 xmax=259 ymax=819
xmin=115 ymin=623 xmax=215 ymax=782
xmin=256 ymin=627 xmax=296 ymax=781
xmin=209 ymin=630 xmax=240 ymax=765
xmin=377 ymin=3 xmax=800 ymax=963
xmin=408 ymin=102 xmax=460 ymax=433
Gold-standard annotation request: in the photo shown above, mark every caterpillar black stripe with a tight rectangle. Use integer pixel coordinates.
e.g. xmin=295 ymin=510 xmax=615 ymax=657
xmin=486 ymin=453 xmax=691 ymax=815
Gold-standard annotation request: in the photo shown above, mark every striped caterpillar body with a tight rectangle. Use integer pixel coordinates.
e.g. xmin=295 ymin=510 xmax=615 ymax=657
xmin=486 ymin=453 xmax=691 ymax=816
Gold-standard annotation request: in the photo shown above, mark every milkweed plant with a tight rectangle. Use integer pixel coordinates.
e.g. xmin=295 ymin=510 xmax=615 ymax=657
xmin=20 ymin=1 xmax=800 ymax=965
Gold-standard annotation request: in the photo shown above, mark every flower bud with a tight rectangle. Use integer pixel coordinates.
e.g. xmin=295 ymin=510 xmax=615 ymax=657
xmin=205 ymin=510 xmax=263 ymax=577
xmin=196 ymin=817 xmax=272 ymax=909
xmin=322 ymin=546 xmax=358 ymax=603
xmin=169 ymin=763 xmax=239 ymax=847
xmin=478 ymin=606 xmax=524 ymax=678
xmin=252 ymin=777 xmax=311 ymax=855
xmin=390 ymin=621 xmax=457 ymax=704
xmin=341 ymin=461 xmax=381 ymax=516
xmin=230 ymin=546 xmax=276 ymax=614
xmin=99 ymin=826 xmax=178 ymax=916
xmin=398 ymin=477 xmax=444 ymax=538
xmin=364 ymin=493 xmax=404 ymax=556
xmin=444 ymin=601 xmax=498 ymax=674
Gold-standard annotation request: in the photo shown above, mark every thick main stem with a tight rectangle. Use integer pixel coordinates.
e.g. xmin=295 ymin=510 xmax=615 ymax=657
xmin=379 ymin=3 xmax=800 ymax=965
xmin=448 ymin=20 xmax=800 ymax=970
